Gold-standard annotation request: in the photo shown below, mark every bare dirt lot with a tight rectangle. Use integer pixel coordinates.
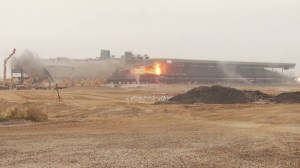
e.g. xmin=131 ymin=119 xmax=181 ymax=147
xmin=0 ymin=85 xmax=299 ymax=168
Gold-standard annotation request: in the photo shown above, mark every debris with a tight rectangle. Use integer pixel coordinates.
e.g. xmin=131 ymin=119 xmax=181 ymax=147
xmin=164 ymin=85 xmax=300 ymax=104
xmin=244 ymin=90 xmax=272 ymax=101
xmin=167 ymin=85 xmax=255 ymax=104
xmin=127 ymin=95 xmax=173 ymax=102
xmin=274 ymin=92 xmax=300 ymax=104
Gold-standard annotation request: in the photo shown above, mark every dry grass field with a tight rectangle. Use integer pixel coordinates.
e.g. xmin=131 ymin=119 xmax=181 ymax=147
xmin=0 ymin=85 xmax=299 ymax=167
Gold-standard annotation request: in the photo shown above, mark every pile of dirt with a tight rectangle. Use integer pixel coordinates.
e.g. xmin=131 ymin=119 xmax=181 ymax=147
xmin=245 ymin=90 xmax=272 ymax=101
xmin=167 ymin=85 xmax=255 ymax=104
xmin=164 ymin=85 xmax=299 ymax=104
xmin=274 ymin=92 xmax=300 ymax=104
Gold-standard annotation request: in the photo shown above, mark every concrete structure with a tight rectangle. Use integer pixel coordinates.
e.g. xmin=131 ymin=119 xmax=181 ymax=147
xmin=10 ymin=51 xmax=296 ymax=85
xmin=112 ymin=58 xmax=296 ymax=84
xmin=100 ymin=49 xmax=111 ymax=59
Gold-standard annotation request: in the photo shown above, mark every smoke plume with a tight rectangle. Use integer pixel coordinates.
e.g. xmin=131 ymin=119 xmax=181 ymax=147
xmin=11 ymin=50 xmax=49 ymax=81
xmin=11 ymin=50 xmax=122 ymax=82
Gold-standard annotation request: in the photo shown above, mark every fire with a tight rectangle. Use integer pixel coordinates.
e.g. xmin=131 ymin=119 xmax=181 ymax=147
xmin=139 ymin=63 xmax=162 ymax=75
xmin=155 ymin=63 xmax=161 ymax=75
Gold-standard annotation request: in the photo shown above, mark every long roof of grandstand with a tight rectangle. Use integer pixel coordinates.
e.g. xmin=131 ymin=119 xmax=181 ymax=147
xmin=148 ymin=59 xmax=296 ymax=69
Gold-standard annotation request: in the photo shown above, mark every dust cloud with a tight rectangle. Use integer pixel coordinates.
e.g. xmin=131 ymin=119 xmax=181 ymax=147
xmin=11 ymin=50 xmax=49 ymax=81
xmin=11 ymin=50 xmax=122 ymax=82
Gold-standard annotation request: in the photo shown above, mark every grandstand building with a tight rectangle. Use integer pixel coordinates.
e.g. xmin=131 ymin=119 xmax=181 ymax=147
xmin=11 ymin=50 xmax=296 ymax=85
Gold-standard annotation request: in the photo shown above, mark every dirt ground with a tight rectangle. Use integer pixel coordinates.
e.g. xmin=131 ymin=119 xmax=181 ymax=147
xmin=0 ymin=85 xmax=299 ymax=168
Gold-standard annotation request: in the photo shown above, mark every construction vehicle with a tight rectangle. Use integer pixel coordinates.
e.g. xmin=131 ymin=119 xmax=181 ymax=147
xmin=2 ymin=48 xmax=16 ymax=87
xmin=34 ymin=78 xmax=52 ymax=90
xmin=16 ymin=77 xmax=33 ymax=90
xmin=59 ymin=77 xmax=75 ymax=88
xmin=76 ymin=79 xmax=104 ymax=87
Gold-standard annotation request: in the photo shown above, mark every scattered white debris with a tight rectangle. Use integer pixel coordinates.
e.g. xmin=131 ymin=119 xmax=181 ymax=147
xmin=126 ymin=95 xmax=173 ymax=102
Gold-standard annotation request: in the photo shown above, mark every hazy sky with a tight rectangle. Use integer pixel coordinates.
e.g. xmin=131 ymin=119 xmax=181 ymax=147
xmin=0 ymin=0 xmax=300 ymax=77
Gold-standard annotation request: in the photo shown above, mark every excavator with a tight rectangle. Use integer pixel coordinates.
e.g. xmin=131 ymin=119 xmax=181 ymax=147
xmin=1 ymin=48 xmax=16 ymax=89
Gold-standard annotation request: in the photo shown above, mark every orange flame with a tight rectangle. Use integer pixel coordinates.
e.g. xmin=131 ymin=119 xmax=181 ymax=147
xmin=155 ymin=63 xmax=161 ymax=75
xmin=141 ymin=63 xmax=162 ymax=75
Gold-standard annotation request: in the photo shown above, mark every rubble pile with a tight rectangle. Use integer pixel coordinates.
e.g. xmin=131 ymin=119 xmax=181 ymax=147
xmin=164 ymin=85 xmax=300 ymax=104
xmin=274 ymin=92 xmax=300 ymax=104
xmin=167 ymin=85 xmax=254 ymax=104
xmin=245 ymin=90 xmax=272 ymax=101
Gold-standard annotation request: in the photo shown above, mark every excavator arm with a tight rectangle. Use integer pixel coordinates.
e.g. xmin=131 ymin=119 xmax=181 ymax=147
xmin=3 ymin=48 xmax=16 ymax=85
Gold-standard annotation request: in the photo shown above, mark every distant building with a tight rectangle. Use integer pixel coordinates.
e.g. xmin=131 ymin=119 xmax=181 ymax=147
xmin=100 ymin=49 xmax=111 ymax=59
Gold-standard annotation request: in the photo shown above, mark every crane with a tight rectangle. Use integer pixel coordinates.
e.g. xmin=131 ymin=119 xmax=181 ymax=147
xmin=3 ymin=48 xmax=16 ymax=86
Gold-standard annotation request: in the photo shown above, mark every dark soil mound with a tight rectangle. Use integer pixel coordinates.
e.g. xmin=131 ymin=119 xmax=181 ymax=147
xmin=168 ymin=85 xmax=255 ymax=104
xmin=245 ymin=90 xmax=272 ymax=101
xmin=162 ymin=85 xmax=300 ymax=104
xmin=274 ymin=92 xmax=300 ymax=104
